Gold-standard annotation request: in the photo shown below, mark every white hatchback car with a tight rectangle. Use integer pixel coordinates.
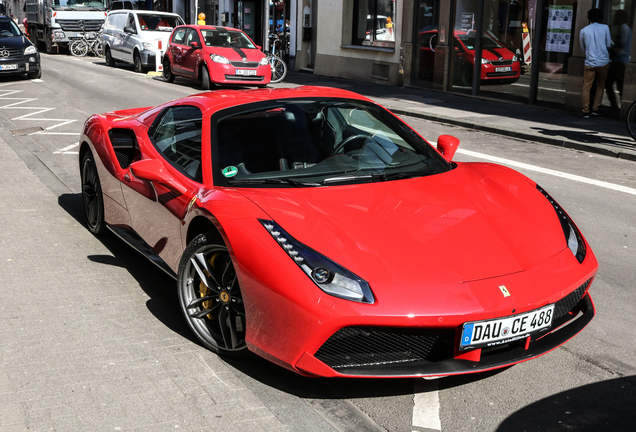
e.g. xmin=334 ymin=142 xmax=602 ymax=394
xmin=103 ymin=10 xmax=184 ymax=72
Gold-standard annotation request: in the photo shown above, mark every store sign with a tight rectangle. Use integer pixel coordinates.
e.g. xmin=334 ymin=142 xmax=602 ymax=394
xmin=461 ymin=12 xmax=474 ymax=31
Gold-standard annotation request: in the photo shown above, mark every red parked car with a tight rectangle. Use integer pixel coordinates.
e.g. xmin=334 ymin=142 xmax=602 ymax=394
xmin=419 ymin=29 xmax=521 ymax=85
xmin=79 ymin=87 xmax=597 ymax=378
xmin=163 ymin=25 xmax=271 ymax=89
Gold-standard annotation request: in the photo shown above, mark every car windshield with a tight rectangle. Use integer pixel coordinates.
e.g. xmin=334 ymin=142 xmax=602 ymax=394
xmin=201 ymin=29 xmax=255 ymax=49
xmin=53 ymin=0 xmax=107 ymax=9
xmin=0 ymin=20 xmax=22 ymax=37
xmin=214 ymin=99 xmax=452 ymax=187
xmin=138 ymin=14 xmax=184 ymax=31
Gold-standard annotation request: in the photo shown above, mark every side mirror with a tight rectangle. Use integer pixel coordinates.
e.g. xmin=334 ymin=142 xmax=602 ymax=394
xmin=129 ymin=159 xmax=188 ymax=195
xmin=124 ymin=26 xmax=135 ymax=34
xmin=437 ymin=135 xmax=460 ymax=162
xmin=256 ymin=45 xmax=262 ymax=50
xmin=190 ymin=41 xmax=200 ymax=49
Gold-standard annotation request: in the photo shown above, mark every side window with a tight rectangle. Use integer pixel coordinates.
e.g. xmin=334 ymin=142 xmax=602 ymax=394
xmin=150 ymin=106 xmax=203 ymax=182
xmin=186 ymin=28 xmax=201 ymax=45
xmin=172 ymin=28 xmax=186 ymax=45
xmin=125 ymin=14 xmax=136 ymax=33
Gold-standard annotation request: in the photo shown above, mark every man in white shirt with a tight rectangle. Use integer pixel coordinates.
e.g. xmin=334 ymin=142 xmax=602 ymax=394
xmin=579 ymin=8 xmax=613 ymax=118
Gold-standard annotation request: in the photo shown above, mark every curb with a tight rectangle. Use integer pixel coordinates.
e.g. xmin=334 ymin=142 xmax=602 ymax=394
xmin=387 ymin=107 xmax=636 ymax=162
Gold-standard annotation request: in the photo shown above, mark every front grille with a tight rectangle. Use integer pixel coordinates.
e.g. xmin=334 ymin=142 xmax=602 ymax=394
xmin=490 ymin=59 xmax=513 ymax=66
xmin=486 ymin=71 xmax=517 ymax=78
xmin=230 ymin=61 xmax=260 ymax=68
xmin=224 ymin=75 xmax=265 ymax=81
xmin=56 ymin=19 xmax=104 ymax=32
xmin=0 ymin=47 xmax=23 ymax=59
xmin=314 ymin=326 xmax=454 ymax=369
xmin=554 ymin=279 xmax=590 ymax=319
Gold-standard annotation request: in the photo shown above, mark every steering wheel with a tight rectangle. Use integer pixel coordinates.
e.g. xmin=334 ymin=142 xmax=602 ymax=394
xmin=332 ymin=134 xmax=369 ymax=155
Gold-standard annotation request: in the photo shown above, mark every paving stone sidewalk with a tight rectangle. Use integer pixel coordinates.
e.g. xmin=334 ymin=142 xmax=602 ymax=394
xmin=0 ymin=136 xmax=289 ymax=431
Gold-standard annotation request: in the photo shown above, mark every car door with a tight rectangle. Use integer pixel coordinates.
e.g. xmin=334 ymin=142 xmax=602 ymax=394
xmin=108 ymin=12 xmax=127 ymax=60
xmin=120 ymin=105 xmax=203 ymax=269
xmin=120 ymin=13 xmax=137 ymax=63
xmin=169 ymin=27 xmax=188 ymax=75
xmin=181 ymin=28 xmax=202 ymax=77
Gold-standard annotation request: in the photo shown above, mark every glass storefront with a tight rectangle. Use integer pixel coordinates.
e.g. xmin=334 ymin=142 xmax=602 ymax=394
xmin=411 ymin=0 xmax=440 ymax=86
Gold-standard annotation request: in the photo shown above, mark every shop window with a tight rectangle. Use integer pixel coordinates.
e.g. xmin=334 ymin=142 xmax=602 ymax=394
xmin=352 ymin=0 xmax=396 ymax=47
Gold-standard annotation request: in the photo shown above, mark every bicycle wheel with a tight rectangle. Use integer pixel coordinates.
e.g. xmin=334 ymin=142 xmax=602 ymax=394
xmin=93 ymin=41 xmax=104 ymax=57
xmin=269 ymin=56 xmax=287 ymax=83
xmin=70 ymin=40 xmax=88 ymax=57
xmin=626 ymin=100 xmax=636 ymax=142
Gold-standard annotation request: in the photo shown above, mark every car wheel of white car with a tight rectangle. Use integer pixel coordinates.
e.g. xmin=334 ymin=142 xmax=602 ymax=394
xmin=134 ymin=53 xmax=145 ymax=73
xmin=104 ymin=46 xmax=115 ymax=67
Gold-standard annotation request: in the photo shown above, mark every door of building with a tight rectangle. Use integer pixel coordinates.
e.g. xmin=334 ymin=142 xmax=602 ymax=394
xmin=411 ymin=0 xmax=441 ymax=86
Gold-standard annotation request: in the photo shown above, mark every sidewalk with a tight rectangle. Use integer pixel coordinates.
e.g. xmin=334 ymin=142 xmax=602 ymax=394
xmin=282 ymin=72 xmax=636 ymax=162
xmin=0 ymin=134 xmax=289 ymax=430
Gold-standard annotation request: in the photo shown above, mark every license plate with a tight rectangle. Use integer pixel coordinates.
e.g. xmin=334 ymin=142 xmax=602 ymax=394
xmin=460 ymin=304 xmax=554 ymax=350
xmin=236 ymin=69 xmax=257 ymax=76
xmin=495 ymin=66 xmax=512 ymax=72
xmin=0 ymin=64 xmax=17 ymax=71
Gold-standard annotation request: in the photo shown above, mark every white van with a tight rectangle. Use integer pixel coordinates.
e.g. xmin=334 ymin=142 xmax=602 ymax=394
xmin=102 ymin=10 xmax=185 ymax=72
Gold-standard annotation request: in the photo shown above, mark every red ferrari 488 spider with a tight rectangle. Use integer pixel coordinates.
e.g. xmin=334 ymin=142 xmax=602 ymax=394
xmin=79 ymin=87 xmax=597 ymax=378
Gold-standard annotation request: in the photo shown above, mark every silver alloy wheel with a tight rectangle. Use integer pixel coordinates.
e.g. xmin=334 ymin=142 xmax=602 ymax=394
xmin=178 ymin=235 xmax=247 ymax=355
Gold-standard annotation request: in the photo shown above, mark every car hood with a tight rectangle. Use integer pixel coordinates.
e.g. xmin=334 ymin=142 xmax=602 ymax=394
xmin=0 ymin=35 xmax=32 ymax=49
xmin=206 ymin=46 xmax=265 ymax=61
xmin=235 ymin=163 xmax=567 ymax=285
xmin=481 ymin=46 xmax=514 ymax=60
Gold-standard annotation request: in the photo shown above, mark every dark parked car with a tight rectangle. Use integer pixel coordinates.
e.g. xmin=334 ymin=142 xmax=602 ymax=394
xmin=0 ymin=15 xmax=41 ymax=79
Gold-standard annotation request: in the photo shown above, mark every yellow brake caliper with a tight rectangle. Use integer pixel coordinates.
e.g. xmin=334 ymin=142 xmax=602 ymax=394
xmin=199 ymin=252 xmax=221 ymax=319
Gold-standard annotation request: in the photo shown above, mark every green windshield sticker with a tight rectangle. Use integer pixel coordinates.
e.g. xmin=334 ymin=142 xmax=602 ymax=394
xmin=222 ymin=166 xmax=238 ymax=178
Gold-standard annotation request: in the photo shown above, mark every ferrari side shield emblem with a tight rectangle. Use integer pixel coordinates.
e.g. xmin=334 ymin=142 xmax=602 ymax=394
xmin=499 ymin=285 xmax=511 ymax=297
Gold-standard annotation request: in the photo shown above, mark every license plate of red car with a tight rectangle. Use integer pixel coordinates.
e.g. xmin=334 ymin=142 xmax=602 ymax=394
xmin=236 ymin=69 xmax=257 ymax=76
xmin=495 ymin=66 xmax=512 ymax=72
xmin=459 ymin=304 xmax=555 ymax=350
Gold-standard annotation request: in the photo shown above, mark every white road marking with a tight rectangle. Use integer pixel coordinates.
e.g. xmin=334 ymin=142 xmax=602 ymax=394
xmin=456 ymin=148 xmax=636 ymax=196
xmin=53 ymin=143 xmax=80 ymax=154
xmin=0 ymin=82 xmax=78 ymax=138
xmin=412 ymin=379 xmax=441 ymax=431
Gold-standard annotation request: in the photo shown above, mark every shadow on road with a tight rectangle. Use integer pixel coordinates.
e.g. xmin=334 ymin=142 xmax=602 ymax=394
xmin=57 ymin=192 xmax=196 ymax=345
xmin=497 ymin=376 xmax=636 ymax=431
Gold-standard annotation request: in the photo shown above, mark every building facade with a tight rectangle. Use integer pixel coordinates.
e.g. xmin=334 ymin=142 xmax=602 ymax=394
xmin=293 ymin=0 xmax=636 ymax=118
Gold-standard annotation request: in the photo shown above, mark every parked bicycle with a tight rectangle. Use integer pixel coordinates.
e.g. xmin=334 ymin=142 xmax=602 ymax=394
xmin=627 ymin=99 xmax=636 ymax=142
xmin=70 ymin=21 xmax=103 ymax=58
xmin=266 ymin=33 xmax=287 ymax=83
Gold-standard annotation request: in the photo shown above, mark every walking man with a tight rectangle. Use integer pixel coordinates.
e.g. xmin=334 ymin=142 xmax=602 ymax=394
xmin=579 ymin=8 xmax=612 ymax=118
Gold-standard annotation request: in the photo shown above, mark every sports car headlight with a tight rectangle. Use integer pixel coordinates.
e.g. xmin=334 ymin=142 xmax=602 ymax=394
xmin=211 ymin=54 xmax=230 ymax=64
xmin=259 ymin=57 xmax=268 ymax=66
xmin=536 ymin=185 xmax=586 ymax=263
xmin=24 ymin=46 xmax=38 ymax=55
xmin=260 ymin=220 xmax=375 ymax=304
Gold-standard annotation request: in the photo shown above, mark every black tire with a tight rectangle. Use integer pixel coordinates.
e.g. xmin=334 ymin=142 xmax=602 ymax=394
xmin=27 ymin=68 xmax=42 ymax=79
xmin=460 ymin=64 xmax=472 ymax=86
xmin=626 ymin=100 xmax=636 ymax=142
xmin=201 ymin=66 xmax=212 ymax=90
xmin=45 ymin=28 xmax=55 ymax=54
xmin=81 ymin=151 xmax=106 ymax=235
xmin=133 ymin=52 xmax=145 ymax=73
xmin=104 ymin=46 xmax=115 ymax=67
xmin=163 ymin=58 xmax=175 ymax=83
xmin=177 ymin=233 xmax=247 ymax=355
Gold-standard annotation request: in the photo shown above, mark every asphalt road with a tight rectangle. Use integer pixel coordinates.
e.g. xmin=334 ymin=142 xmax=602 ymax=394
xmin=1 ymin=53 xmax=634 ymax=432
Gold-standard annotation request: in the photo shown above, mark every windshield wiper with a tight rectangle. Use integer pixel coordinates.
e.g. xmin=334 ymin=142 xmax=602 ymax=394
xmin=227 ymin=178 xmax=321 ymax=187
xmin=323 ymin=170 xmax=433 ymax=185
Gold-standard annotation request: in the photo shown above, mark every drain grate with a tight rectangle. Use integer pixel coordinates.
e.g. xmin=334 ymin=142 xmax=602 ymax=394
xmin=10 ymin=126 xmax=44 ymax=135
